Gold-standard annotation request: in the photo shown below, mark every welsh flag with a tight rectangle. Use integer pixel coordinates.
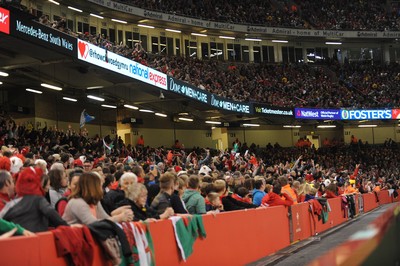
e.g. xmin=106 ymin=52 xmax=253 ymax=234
xmin=120 ymin=222 xmax=155 ymax=266
xmin=169 ymin=215 xmax=206 ymax=261
xmin=103 ymin=138 xmax=114 ymax=151
xmin=131 ymin=222 xmax=155 ymax=266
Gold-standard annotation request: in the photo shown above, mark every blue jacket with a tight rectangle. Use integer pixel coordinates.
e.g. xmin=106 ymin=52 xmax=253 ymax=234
xmin=252 ymin=189 xmax=266 ymax=206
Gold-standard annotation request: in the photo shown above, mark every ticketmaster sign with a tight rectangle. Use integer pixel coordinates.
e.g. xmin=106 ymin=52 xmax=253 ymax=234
xmin=87 ymin=0 xmax=400 ymax=39
xmin=77 ymin=39 xmax=167 ymax=90
xmin=254 ymin=104 xmax=293 ymax=116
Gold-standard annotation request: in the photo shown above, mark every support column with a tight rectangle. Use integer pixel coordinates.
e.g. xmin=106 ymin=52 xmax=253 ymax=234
xmin=212 ymin=127 xmax=229 ymax=150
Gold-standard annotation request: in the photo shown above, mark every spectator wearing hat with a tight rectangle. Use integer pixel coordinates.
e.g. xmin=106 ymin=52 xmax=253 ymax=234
xmin=344 ymin=180 xmax=358 ymax=194
xmin=0 ymin=167 xmax=69 ymax=232
xmin=10 ymin=156 xmax=23 ymax=175
xmin=199 ymin=165 xmax=212 ymax=176
xmin=73 ymin=159 xmax=83 ymax=168
xmin=0 ymin=171 xmax=14 ymax=211
xmin=35 ymin=159 xmax=48 ymax=175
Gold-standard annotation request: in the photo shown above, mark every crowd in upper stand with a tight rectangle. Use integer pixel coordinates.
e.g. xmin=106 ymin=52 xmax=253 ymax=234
xmin=75 ymin=29 xmax=400 ymax=109
xmin=121 ymin=0 xmax=400 ymax=31
xmin=27 ymin=3 xmax=400 ymax=109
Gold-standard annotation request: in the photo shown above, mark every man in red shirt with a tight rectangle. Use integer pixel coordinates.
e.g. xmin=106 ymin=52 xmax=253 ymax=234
xmin=137 ymin=135 xmax=144 ymax=147
xmin=0 ymin=170 xmax=15 ymax=211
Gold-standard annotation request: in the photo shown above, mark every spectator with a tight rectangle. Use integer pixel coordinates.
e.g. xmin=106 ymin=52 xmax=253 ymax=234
xmin=0 ymin=218 xmax=35 ymax=238
xmin=170 ymin=174 xmax=188 ymax=214
xmin=48 ymin=169 xmax=68 ymax=208
xmin=117 ymin=183 xmax=174 ymax=221
xmin=324 ymin=183 xmax=338 ymax=198
xmin=136 ymin=135 xmax=144 ymax=148
xmin=279 ymin=176 xmax=298 ymax=204
xmin=213 ymin=179 xmax=256 ymax=211
xmin=102 ymin=172 xmax=137 ymax=214
xmin=304 ymin=187 xmax=317 ymax=202
xmin=0 ymin=170 xmax=14 ymax=211
xmin=262 ymin=181 xmax=294 ymax=207
xmin=182 ymin=175 xmax=206 ymax=214
xmin=1 ymin=167 xmax=69 ymax=232
xmin=205 ymin=192 xmax=224 ymax=212
xmin=150 ymin=172 xmax=176 ymax=215
xmin=62 ymin=172 xmax=133 ymax=225
xmin=252 ymin=179 xmax=266 ymax=206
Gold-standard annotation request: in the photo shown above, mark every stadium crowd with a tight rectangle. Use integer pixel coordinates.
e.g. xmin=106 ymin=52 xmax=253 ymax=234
xmin=63 ymin=28 xmax=400 ymax=108
xmin=120 ymin=0 xmax=400 ymax=31
xmin=32 ymin=5 xmax=400 ymax=109
xmin=0 ymin=112 xmax=398 ymax=239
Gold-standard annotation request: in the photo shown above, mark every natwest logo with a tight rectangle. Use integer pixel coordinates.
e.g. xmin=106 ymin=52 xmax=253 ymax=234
xmin=0 ymin=7 xmax=10 ymax=35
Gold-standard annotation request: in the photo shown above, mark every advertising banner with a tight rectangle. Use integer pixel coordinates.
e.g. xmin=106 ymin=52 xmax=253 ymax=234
xmin=254 ymin=104 xmax=293 ymax=116
xmin=295 ymin=108 xmax=341 ymax=120
xmin=0 ymin=7 xmax=10 ymax=35
xmin=210 ymin=94 xmax=252 ymax=114
xmin=77 ymin=39 xmax=167 ymax=90
xmin=340 ymin=109 xmax=392 ymax=120
xmin=7 ymin=10 xmax=76 ymax=56
xmin=168 ymin=77 xmax=209 ymax=104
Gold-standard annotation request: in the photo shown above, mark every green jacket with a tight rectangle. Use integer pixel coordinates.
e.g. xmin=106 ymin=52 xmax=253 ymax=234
xmin=0 ymin=218 xmax=25 ymax=235
xmin=182 ymin=189 xmax=206 ymax=214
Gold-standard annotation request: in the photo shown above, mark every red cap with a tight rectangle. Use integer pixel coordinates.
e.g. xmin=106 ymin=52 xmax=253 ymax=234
xmin=74 ymin=159 xmax=83 ymax=166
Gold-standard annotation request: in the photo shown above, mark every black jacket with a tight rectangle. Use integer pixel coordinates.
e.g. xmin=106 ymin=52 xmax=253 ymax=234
xmin=116 ymin=198 xmax=160 ymax=221
xmin=88 ymin=219 xmax=131 ymax=258
xmin=222 ymin=195 xmax=257 ymax=212
xmin=102 ymin=189 xmax=125 ymax=215
xmin=1 ymin=195 xmax=68 ymax=232
xmin=170 ymin=191 xmax=188 ymax=214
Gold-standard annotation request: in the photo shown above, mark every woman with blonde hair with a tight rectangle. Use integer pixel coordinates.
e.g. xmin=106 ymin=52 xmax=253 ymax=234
xmin=297 ymin=183 xmax=311 ymax=203
xmin=117 ymin=183 xmax=173 ymax=221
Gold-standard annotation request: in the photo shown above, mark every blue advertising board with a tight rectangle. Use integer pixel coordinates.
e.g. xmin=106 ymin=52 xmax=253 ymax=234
xmin=340 ymin=109 xmax=392 ymax=120
xmin=295 ymin=108 xmax=341 ymax=120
